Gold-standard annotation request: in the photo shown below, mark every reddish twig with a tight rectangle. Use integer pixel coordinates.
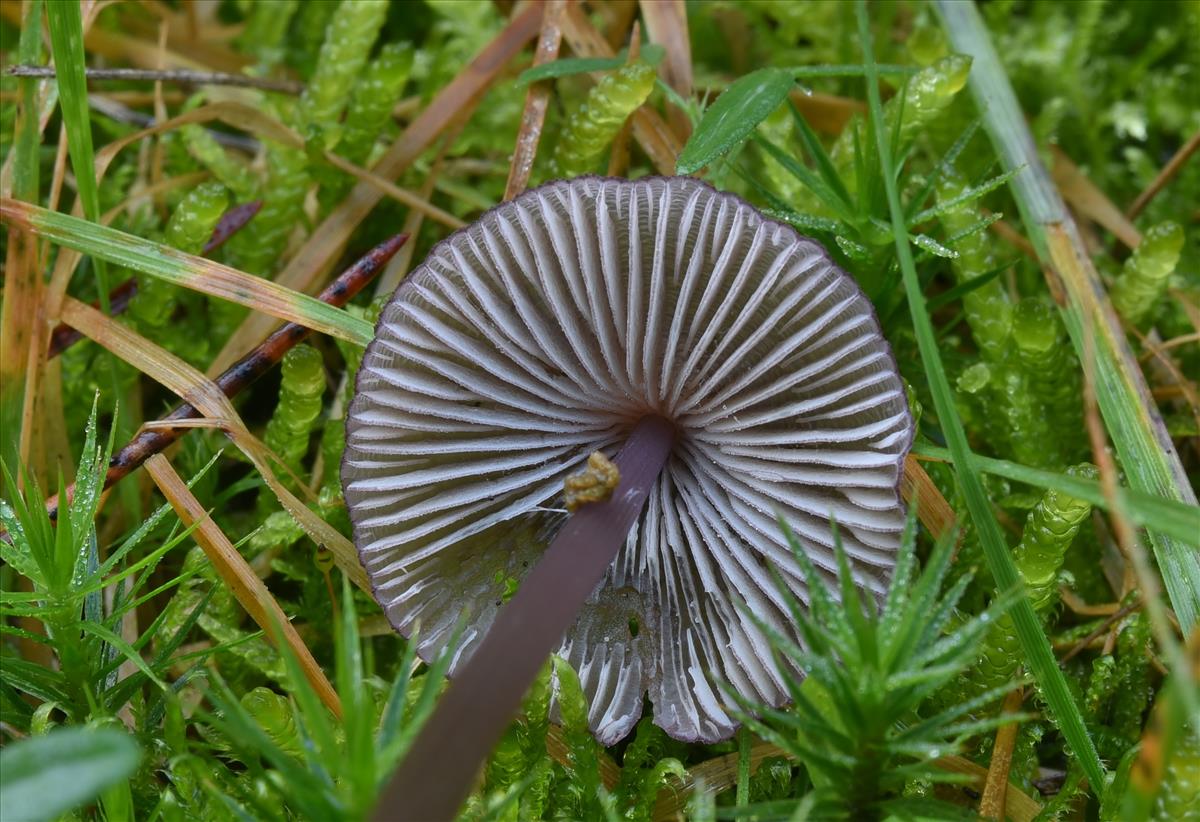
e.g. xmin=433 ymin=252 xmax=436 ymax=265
xmin=45 ymin=233 xmax=407 ymax=521
xmin=47 ymin=279 xmax=139 ymax=359
xmin=46 ymin=200 xmax=263 ymax=359
xmin=201 ymin=199 xmax=263 ymax=254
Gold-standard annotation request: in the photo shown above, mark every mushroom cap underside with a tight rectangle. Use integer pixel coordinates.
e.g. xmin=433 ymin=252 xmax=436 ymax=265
xmin=343 ymin=175 xmax=913 ymax=744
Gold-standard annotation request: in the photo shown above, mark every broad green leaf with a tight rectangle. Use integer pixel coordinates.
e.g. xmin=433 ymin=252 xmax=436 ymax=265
xmin=0 ymin=727 xmax=141 ymax=822
xmin=677 ymin=67 xmax=795 ymax=174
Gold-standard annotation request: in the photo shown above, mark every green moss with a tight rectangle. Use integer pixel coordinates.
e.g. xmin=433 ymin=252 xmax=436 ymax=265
xmin=554 ymin=62 xmax=657 ymax=178
xmin=974 ymin=470 xmax=1095 ymax=693
xmin=263 ymin=344 xmax=326 ymax=490
xmin=297 ymin=0 xmax=389 ymax=145
xmin=936 ymin=170 xmax=1011 ymax=361
xmin=1011 ymin=297 xmax=1084 ymax=458
xmin=130 ymin=183 xmax=229 ymax=350
xmin=1111 ymin=221 xmax=1185 ymax=326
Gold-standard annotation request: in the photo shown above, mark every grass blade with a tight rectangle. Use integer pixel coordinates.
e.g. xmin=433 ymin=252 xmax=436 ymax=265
xmin=934 ymin=0 xmax=1200 ymax=632
xmin=854 ymin=0 xmax=1105 ymax=792
xmin=144 ymin=455 xmax=342 ymax=718
xmin=0 ymin=727 xmax=141 ymax=822
xmin=914 ymin=445 xmax=1200 ymax=546
xmin=44 ymin=0 xmax=109 ymax=307
xmin=0 ymin=201 xmax=373 ymax=346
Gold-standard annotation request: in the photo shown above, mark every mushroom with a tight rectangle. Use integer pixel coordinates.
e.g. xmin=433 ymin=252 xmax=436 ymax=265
xmin=343 ymin=176 xmax=913 ymax=818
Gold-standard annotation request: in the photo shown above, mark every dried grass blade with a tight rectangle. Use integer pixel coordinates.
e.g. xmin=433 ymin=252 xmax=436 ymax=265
xmin=375 ymin=134 xmax=458 ymax=298
xmin=979 ymin=689 xmax=1024 ymax=820
xmin=638 ymin=0 xmax=693 ymax=140
xmin=544 ymin=724 xmax=621 ymax=788
xmin=144 ymin=454 xmax=342 ymax=718
xmin=1 ymin=200 xmax=374 ymax=346
xmin=209 ymin=2 xmax=543 ymax=374
xmin=901 ymin=455 xmax=956 ymax=540
xmin=84 ymin=19 xmax=249 ymax=75
xmin=0 ymin=0 xmax=45 ymax=482
xmin=788 ymin=89 xmax=865 ymax=136
xmin=504 ymin=0 xmax=566 ymax=201
xmin=58 ymin=296 xmax=369 ymax=591
xmin=1050 ymin=146 xmax=1141 ymax=249
xmin=321 ymin=150 xmax=465 ymax=230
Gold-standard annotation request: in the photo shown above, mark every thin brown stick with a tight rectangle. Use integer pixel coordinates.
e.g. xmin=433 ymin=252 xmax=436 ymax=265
xmin=146 ymin=454 xmax=343 ymax=718
xmin=4 ymin=64 xmax=304 ymax=94
xmin=43 ymin=234 xmax=406 ymax=521
xmin=1127 ymin=129 xmax=1200 ymax=220
xmin=504 ymin=0 xmax=565 ymax=201
xmin=1059 ymin=588 xmax=1120 ymax=617
xmin=322 ymin=149 xmax=466 ymax=230
xmin=1060 ymin=598 xmax=1142 ymax=664
xmin=1125 ymin=324 xmax=1200 ymax=429
xmin=1140 ymin=331 xmax=1200 ymax=359
xmin=984 ymin=210 xmax=1039 ymax=261
xmin=980 ymin=689 xmax=1024 ymax=820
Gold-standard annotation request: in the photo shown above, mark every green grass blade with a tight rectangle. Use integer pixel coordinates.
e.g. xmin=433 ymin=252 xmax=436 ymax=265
xmin=0 ymin=201 xmax=373 ymax=345
xmin=908 ymin=168 xmax=1020 ymax=226
xmin=914 ymin=444 xmax=1200 ymax=546
xmin=903 ymin=118 xmax=982 ymax=222
xmin=787 ymin=64 xmax=918 ymax=79
xmin=854 ymin=0 xmax=1105 ymax=792
xmin=516 ymin=45 xmax=665 ymax=87
xmin=934 ymin=0 xmax=1200 ymax=632
xmin=45 ymin=0 xmax=110 ymax=308
xmin=754 ymin=135 xmax=855 ymax=222
xmin=787 ymin=99 xmax=854 ymax=212
xmin=0 ymin=727 xmax=141 ymax=822
xmin=335 ymin=576 xmax=375 ymax=812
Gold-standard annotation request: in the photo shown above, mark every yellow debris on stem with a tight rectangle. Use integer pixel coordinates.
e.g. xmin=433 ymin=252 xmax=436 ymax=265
xmin=563 ymin=451 xmax=621 ymax=513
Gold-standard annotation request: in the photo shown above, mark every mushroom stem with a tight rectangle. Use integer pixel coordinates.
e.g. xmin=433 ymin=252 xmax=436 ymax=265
xmin=374 ymin=415 xmax=677 ymax=821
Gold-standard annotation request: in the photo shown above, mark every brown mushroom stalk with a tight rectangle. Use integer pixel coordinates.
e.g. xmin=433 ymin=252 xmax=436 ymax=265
xmin=375 ymin=414 xmax=675 ymax=821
